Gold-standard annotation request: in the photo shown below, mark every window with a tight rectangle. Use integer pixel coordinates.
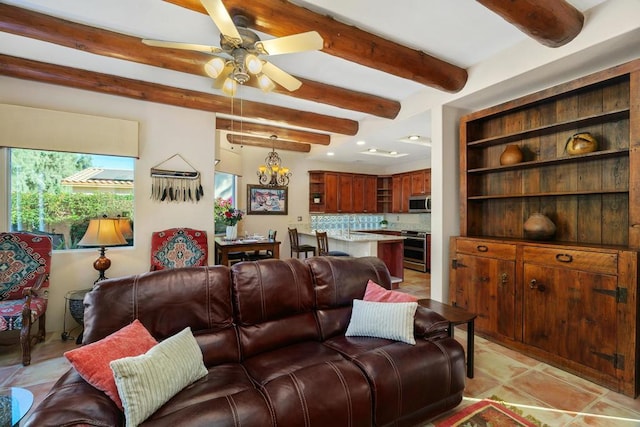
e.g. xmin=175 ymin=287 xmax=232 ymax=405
xmin=9 ymin=148 xmax=134 ymax=250
xmin=214 ymin=171 xmax=237 ymax=234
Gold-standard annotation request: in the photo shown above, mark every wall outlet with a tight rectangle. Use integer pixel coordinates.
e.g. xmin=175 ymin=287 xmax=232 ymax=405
xmin=396 ymin=216 xmax=400 ymax=221
xmin=297 ymin=216 xmax=302 ymax=222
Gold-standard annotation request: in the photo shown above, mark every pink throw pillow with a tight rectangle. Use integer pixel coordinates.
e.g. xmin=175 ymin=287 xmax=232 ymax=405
xmin=64 ymin=319 xmax=158 ymax=409
xmin=363 ymin=279 xmax=418 ymax=303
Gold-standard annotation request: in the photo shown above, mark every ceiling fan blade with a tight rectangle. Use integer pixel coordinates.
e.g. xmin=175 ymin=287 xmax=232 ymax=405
xmin=142 ymin=39 xmax=224 ymax=55
xmin=261 ymin=62 xmax=302 ymax=91
xmin=256 ymin=31 xmax=324 ymax=56
xmin=200 ymin=0 xmax=242 ymax=44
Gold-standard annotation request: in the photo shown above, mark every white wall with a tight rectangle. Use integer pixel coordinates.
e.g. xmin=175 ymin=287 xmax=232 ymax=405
xmin=1 ymin=76 xmax=216 ymax=333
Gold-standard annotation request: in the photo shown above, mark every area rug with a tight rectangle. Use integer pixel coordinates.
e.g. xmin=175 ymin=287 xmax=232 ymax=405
xmin=434 ymin=396 xmax=548 ymax=427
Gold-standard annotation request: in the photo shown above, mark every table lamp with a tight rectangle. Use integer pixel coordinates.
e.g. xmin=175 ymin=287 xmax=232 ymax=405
xmin=78 ymin=215 xmax=127 ymax=284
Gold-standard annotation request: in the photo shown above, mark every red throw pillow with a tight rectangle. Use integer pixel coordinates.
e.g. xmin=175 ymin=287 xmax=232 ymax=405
xmin=64 ymin=319 xmax=158 ymax=409
xmin=363 ymin=279 xmax=418 ymax=303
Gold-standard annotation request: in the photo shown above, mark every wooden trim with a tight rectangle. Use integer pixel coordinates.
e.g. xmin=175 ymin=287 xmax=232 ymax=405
xmin=0 ymin=54 xmax=358 ymax=136
xmin=216 ymin=118 xmax=329 ymax=145
xmin=226 ymin=134 xmax=311 ymax=152
xmin=477 ymin=0 xmax=584 ymax=48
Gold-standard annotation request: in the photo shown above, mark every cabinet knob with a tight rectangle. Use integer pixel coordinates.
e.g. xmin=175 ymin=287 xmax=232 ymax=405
xmin=529 ymin=279 xmax=546 ymax=292
xmin=500 ymin=273 xmax=508 ymax=286
xmin=476 ymin=245 xmax=488 ymax=252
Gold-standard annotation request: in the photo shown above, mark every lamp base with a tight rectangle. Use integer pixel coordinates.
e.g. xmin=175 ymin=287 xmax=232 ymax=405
xmin=93 ymin=247 xmax=111 ymax=284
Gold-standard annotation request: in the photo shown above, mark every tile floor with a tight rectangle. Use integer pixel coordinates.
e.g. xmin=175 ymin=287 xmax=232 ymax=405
xmin=1 ymin=268 xmax=639 ymax=426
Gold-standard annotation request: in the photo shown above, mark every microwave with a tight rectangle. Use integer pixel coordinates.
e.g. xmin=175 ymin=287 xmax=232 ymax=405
xmin=408 ymin=195 xmax=431 ymax=213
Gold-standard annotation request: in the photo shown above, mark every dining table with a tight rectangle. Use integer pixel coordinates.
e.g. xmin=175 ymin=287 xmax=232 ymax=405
xmin=214 ymin=236 xmax=281 ymax=266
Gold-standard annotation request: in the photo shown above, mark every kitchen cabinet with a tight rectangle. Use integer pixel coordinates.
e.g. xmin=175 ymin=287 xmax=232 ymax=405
xmin=401 ymin=174 xmax=410 ymax=212
xmin=451 ymin=59 xmax=640 ymax=397
xmin=338 ymin=173 xmax=353 ymax=212
xmin=391 ymin=175 xmax=402 ymax=213
xmin=410 ymin=169 xmax=431 ymax=195
xmin=324 ymin=172 xmax=338 ymax=213
xmin=353 ymin=174 xmax=378 ymax=213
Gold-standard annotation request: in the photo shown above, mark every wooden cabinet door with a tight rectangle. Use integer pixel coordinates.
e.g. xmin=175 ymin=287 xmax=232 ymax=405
xmin=392 ymin=176 xmax=402 ymax=213
xmin=364 ymin=175 xmax=377 ymax=213
xmin=338 ymin=174 xmax=353 ymax=212
xmin=411 ymin=170 xmax=425 ymax=195
xmin=352 ymin=174 xmax=365 ymax=212
xmin=324 ymin=172 xmax=339 ymax=213
xmin=424 ymin=169 xmax=431 ymax=194
xmin=401 ymin=175 xmax=411 ymax=212
xmin=453 ymin=253 xmax=516 ymax=339
xmin=523 ymin=263 xmax=618 ymax=376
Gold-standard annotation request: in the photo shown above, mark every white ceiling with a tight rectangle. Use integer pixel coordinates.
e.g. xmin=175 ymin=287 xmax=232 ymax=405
xmin=0 ymin=0 xmax=620 ymax=168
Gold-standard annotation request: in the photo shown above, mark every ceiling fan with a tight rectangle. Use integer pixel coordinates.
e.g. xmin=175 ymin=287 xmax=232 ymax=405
xmin=142 ymin=0 xmax=323 ymax=96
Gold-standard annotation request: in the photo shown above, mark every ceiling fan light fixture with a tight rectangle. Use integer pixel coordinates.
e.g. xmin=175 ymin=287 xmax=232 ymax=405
xmin=204 ymin=57 xmax=226 ymax=78
xmin=245 ymin=53 xmax=262 ymax=74
xmin=222 ymin=77 xmax=237 ymax=96
xmin=257 ymin=74 xmax=276 ymax=92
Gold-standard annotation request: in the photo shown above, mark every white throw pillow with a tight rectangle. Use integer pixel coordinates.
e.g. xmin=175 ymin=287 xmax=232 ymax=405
xmin=110 ymin=327 xmax=208 ymax=427
xmin=345 ymin=299 xmax=418 ymax=345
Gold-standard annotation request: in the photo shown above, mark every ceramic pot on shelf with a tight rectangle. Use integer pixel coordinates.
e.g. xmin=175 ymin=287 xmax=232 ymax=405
xmin=499 ymin=144 xmax=523 ymax=165
xmin=225 ymin=225 xmax=238 ymax=240
xmin=524 ymin=213 xmax=556 ymax=240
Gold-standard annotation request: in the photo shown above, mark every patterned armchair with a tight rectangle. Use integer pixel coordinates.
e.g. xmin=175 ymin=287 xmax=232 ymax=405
xmin=0 ymin=232 xmax=52 ymax=366
xmin=150 ymin=228 xmax=208 ymax=271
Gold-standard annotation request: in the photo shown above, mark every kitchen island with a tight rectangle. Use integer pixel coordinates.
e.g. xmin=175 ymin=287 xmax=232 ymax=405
xmin=298 ymin=230 xmax=404 ymax=284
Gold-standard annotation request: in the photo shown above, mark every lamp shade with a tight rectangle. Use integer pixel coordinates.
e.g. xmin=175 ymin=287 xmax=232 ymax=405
xmin=78 ymin=217 xmax=127 ymax=247
xmin=117 ymin=217 xmax=134 ymax=240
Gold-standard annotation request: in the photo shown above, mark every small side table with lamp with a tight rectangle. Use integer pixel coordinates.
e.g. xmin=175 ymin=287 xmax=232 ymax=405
xmin=63 ymin=215 xmax=128 ymax=343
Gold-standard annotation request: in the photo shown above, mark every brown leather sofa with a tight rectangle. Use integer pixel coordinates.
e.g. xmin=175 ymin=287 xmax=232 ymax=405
xmin=26 ymin=256 xmax=466 ymax=426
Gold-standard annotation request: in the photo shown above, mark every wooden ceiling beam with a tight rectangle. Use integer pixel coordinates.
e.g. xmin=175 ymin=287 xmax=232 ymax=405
xmin=164 ymin=0 xmax=468 ymax=93
xmin=216 ymin=118 xmax=330 ymax=145
xmin=0 ymin=54 xmax=359 ymax=135
xmin=477 ymin=0 xmax=584 ymax=47
xmin=226 ymin=134 xmax=311 ymax=153
xmin=0 ymin=3 xmax=399 ymax=119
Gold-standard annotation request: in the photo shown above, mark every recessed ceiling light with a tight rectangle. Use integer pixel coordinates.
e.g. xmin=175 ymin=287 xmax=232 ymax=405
xmin=368 ymin=148 xmax=377 ymax=152
xmin=390 ymin=151 xmax=398 ymax=155
xmin=356 ymin=140 xmax=366 ymax=145
xmin=327 ymin=152 xmax=335 ymax=156
xmin=408 ymin=135 xmax=420 ymax=141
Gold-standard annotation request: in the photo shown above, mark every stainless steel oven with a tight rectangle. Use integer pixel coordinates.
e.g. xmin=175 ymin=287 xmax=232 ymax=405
xmin=401 ymin=230 xmax=430 ymax=272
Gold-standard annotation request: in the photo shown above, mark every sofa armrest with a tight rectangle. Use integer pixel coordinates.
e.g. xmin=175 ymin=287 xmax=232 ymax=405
xmin=25 ymin=369 xmax=123 ymax=427
xmin=413 ymin=306 xmax=450 ymax=340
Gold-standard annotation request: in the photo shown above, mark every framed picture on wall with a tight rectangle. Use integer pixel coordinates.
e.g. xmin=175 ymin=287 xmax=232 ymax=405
xmin=247 ymin=185 xmax=288 ymax=215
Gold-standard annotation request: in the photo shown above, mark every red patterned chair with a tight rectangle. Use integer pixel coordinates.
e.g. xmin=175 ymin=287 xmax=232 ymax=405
xmin=0 ymin=232 xmax=52 ymax=365
xmin=150 ymin=228 xmax=208 ymax=271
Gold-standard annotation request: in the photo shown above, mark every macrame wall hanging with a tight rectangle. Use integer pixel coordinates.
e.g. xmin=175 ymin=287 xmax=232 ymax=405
xmin=150 ymin=154 xmax=203 ymax=203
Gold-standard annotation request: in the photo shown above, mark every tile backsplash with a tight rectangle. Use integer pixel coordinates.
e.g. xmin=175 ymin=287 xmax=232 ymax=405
xmin=309 ymin=213 xmax=430 ymax=232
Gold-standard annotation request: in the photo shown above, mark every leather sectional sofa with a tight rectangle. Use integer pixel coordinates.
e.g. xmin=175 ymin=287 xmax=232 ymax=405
xmin=26 ymin=256 xmax=466 ymax=426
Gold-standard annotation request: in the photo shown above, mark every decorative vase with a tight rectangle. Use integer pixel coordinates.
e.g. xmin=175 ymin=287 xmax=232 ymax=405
xmin=524 ymin=213 xmax=556 ymax=240
xmin=565 ymin=132 xmax=598 ymax=155
xmin=499 ymin=144 xmax=523 ymax=165
xmin=225 ymin=225 xmax=238 ymax=240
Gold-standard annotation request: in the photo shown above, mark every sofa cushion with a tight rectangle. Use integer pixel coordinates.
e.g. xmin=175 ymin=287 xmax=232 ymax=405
xmin=363 ymin=279 xmax=418 ymax=303
xmin=306 ymin=256 xmax=393 ymax=340
xmin=242 ymin=341 xmax=345 ymax=386
xmin=351 ymin=339 xmax=466 ymax=426
xmin=110 ymin=327 xmax=208 ymax=427
xmin=63 ymin=319 xmax=158 ymax=409
xmin=232 ymin=259 xmax=319 ymax=358
xmin=84 ymin=266 xmax=240 ymax=364
xmin=346 ymin=299 xmax=418 ymax=345
xmin=262 ymin=359 xmax=373 ymax=427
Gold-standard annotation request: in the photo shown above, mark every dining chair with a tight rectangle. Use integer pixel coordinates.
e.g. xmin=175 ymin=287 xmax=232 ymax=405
xmin=316 ymin=231 xmax=350 ymax=256
xmin=150 ymin=228 xmax=208 ymax=270
xmin=288 ymin=227 xmax=316 ymax=258
xmin=0 ymin=232 xmax=52 ymax=365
